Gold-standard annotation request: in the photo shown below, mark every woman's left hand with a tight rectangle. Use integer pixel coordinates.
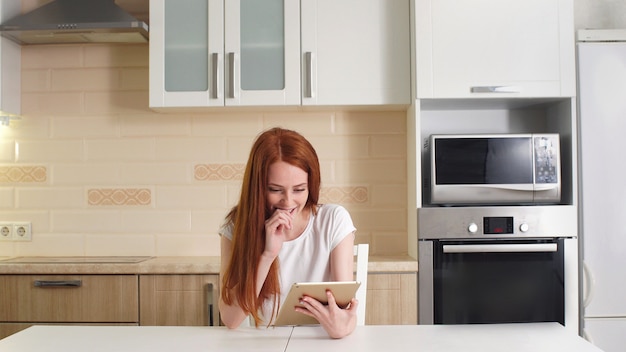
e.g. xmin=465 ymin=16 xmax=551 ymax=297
xmin=295 ymin=290 xmax=358 ymax=339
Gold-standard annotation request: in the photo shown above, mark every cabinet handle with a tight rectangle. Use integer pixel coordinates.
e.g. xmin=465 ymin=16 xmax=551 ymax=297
xmin=442 ymin=243 xmax=557 ymax=253
xmin=207 ymin=283 xmax=214 ymax=326
xmin=304 ymin=52 xmax=314 ymax=98
xmin=228 ymin=52 xmax=237 ymax=99
xmin=211 ymin=53 xmax=222 ymax=99
xmin=34 ymin=280 xmax=82 ymax=288
xmin=470 ymin=86 xmax=521 ymax=93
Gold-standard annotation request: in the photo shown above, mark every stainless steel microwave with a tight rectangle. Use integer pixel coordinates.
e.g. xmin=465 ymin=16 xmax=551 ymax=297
xmin=428 ymin=133 xmax=561 ymax=205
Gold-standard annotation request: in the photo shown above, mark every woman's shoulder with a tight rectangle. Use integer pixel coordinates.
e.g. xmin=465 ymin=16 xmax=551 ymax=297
xmin=315 ymin=204 xmax=351 ymax=218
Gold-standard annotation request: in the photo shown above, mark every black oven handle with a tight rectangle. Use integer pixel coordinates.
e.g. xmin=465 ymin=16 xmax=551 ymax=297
xmin=443 ymin=243 xmax=557 ymax=253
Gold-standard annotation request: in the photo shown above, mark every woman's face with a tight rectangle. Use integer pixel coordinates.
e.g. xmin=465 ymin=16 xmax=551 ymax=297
xmin=266 ymin=161 xmax=309 ymax=217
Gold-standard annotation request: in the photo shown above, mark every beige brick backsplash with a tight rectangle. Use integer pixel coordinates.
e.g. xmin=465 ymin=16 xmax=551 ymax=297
xmin=0 ymin=140 xmax=14 ymax=162
xmin=0 ymin=43 xmax=410 ymax=257
xmin=51 ymin=68 xmax=121 ymax=92
xmin=194 ymin=163 xmax=246 ymax=181
xmin=0 ymin=165 xmax=47 ymax=183
xmin=17 ymin=140 xmax=84 ymax=162
xmin=87 ymin=188 xmax=152 ymax=206
xmin=320 ymin=186 xmax=369 ymax=204
xmin=22 ymin=92 xmax=85 ymax=115
xmin=0 ymin=188 xmax=15 ymax=208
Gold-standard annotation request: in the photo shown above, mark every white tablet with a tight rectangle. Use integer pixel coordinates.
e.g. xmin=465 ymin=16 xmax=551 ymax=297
xmin=272 ymin=281 xmax=361 ymax=326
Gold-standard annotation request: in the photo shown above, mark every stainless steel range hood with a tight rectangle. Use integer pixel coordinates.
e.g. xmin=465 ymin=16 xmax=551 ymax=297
xmin=0 ymin=0 xmax=148 ymax=45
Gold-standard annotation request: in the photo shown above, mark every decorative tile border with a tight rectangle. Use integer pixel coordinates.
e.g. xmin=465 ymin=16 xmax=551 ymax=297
xmin=194 ymin=163 xmax=245 ymax=181
xmin=88 ymin=188 xmax=152 ymax=206
xmin=320 ymin=186 xmax=368 ymax=204
xmin=0 ymin=165 xmax=47 ymax=183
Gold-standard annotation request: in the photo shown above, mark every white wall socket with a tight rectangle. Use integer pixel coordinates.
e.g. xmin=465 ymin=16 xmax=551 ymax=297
xmin=13 ymin=222 xmax=32 ymax=241
xmin=0 ymin=222 xmax=12 ymax=241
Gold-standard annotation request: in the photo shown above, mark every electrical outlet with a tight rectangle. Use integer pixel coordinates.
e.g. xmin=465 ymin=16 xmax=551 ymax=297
xmin=13 ymin=222 xmax=31 ymax=241
xmin=0 ymin=222 xmax=12 ymax=241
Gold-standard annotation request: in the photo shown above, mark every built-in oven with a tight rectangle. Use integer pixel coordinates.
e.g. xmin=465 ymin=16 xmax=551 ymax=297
xmin=418 ymin=206 xmax=579 ymax=334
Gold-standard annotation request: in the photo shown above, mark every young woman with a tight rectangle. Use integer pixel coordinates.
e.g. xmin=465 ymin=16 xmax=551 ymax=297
xmin=219 ymin=127 xmax=358 ymax=339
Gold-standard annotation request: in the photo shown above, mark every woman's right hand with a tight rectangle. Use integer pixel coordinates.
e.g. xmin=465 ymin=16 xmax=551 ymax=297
xmin=263 ymin=209 xmax=292 ymax=258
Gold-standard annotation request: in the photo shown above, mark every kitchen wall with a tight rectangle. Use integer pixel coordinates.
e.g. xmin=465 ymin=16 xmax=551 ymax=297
xmin=1 ymin=0 xmax=623 ymax=259
xmin=0 ymin=44 xmax=407 ymax=258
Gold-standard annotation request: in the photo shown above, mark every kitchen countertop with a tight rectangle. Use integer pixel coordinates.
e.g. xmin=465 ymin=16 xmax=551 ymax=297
xmin=0 ymin=323 xmax=602 ymax=352
xmin=0 ymin=255 xmax=417 ymax=274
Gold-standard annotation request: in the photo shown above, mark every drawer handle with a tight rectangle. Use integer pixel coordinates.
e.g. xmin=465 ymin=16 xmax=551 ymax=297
xmin=470 ymin=86 xmax=521 ymax=93
xmin=34 ymin=280 xmax=82 ymax=288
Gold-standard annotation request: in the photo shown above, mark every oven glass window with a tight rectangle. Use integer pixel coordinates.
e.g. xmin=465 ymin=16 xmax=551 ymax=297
xmin=434 ymin=137 xmax=533 ymax=185
xmin=433 ymin=239 xmax=564 ymax=325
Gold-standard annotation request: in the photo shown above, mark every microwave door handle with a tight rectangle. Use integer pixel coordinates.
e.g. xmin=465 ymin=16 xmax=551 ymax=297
xmin=534 ymin=184 xmax=560 ymax=191
xmin=443 ymin=243 xmax=557 ymax=253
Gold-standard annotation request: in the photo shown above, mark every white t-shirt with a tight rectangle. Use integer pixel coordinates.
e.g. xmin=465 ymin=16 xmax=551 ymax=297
xmin=220 ymin=203 xmax=356 ymax=322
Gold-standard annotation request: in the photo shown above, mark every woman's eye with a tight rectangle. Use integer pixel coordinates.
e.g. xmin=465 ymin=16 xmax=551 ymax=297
xmin=294 ymin=188 xmax=306 ymax=193
xmin=269 ymin=188 xmax=282 ymax=193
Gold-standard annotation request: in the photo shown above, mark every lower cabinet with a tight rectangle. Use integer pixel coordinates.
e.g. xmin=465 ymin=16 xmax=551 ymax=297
xmin=139 ymin=275 xmax=220 ymax=326
xmin=0 ymin=274 xmax=139 ymax=339
xmin=0 ymin=271 xmax=416 ymax=339
xmin=366 ymin=273 xmax=418 ymax=325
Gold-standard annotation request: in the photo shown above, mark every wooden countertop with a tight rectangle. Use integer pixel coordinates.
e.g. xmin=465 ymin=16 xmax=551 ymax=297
xmin=0 ymin=256 xmax=417 ymax=275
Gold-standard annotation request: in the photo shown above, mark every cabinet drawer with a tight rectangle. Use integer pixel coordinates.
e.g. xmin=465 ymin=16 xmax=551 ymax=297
xmin=0 ymin=275 xmax=139 ymax=322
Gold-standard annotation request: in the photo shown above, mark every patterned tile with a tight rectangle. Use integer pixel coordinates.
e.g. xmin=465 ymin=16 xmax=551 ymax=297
xmin=88 ymin=188 xmax=152 ymax=206
xmin=0 ymin=165 xmax=47 ymax=183
xmin=194 ymin=163 xmax=245 ymax=181
xmin=320 ymin=186 xmax=369 ymax=204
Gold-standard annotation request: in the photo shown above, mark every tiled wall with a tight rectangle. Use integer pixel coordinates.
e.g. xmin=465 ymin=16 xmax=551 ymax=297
xmin=0 ymin=44 xmax=408 ymax=258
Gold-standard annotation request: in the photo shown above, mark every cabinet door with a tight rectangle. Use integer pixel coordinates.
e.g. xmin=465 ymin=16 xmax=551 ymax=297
xmin=301 ymin=0 xmax=411 ymax=106
xmin=149 ymin=0 xmax=224 ymax=107
xmin=139 ymin=275 xmax=220 ymax=326
xmin=224 ymin=0 xmax=301 ymax=106
xmin=0 ymin=275 xmax=138 ymax=323
xmin=415 ymin=0 xmax=575 ymax=98
xmin=366 ymin=273 xmax=417 ymax=325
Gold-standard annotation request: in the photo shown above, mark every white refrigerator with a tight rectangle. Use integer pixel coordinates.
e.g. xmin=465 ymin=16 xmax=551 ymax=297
xmin=577 ymin=29 xmax=626 ymax=352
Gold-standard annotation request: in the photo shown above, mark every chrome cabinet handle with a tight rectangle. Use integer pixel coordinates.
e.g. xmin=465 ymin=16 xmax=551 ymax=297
xmin=443 ymin=243 xmax=557 ymax=253
xmin=34 ymin=280 xmax=82 ymax=287
xmin=304 ymin=52 xmax=314 ymax=98
xmin=470 ymin=86 xmax=521 ymax=93
xmin=228 ymin=52 xmax=237 ymax=99
xmin=210 ymin=53 xmax=222 ymax=99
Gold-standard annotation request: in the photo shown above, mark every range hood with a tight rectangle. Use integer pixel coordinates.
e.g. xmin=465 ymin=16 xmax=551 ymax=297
xmin=0 ymin=0 xmax=148 ymax=45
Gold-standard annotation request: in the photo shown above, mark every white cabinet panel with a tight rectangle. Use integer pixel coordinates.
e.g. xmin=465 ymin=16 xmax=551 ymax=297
xmin=583 ymin=318 xmax=626 ymax=352
xmin=301 ymin=0 xmax=410 ymax=106
xmin=150 ymin=0 xmax=300 ymax=108
xmin=414 ymin=0 xmax=575 ymax=99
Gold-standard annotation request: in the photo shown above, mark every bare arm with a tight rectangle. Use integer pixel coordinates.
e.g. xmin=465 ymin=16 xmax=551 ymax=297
xmin=296 ymin=233 xmax=358 ymax=338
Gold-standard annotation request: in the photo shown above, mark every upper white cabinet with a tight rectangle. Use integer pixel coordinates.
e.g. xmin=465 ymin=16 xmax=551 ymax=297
xmin=149 ymin=0 xmax=300 ymax=108
xmin=414 ymin=0 xmax=575 ymax=99
xmin=0 ymin=0 xmax=20 ymax=117
xmin=301 ymin=0 xmax=410 ymax=106
xmin=149 ymin=0 xmax=411 ymax=109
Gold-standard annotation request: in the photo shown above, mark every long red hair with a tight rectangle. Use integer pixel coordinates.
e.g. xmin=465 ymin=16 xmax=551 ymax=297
xmin=221 ymin=127 xmax=321 ymax=326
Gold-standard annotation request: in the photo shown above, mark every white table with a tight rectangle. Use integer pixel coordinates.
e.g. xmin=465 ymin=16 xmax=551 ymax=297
xmin=0 ymin=323 xmax=604 ymax=352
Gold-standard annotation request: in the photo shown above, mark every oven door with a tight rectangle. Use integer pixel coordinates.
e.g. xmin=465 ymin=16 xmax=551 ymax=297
xmin=422 ymin=238 xmax=565 ymax=325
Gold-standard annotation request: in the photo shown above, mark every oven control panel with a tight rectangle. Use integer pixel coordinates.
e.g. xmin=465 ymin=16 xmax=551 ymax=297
xmin=419 ymin=206 xmax=577 ymax=239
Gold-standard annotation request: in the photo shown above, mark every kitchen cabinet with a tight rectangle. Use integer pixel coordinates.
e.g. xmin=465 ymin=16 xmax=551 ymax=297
xmin=139 ymin=274 xmax=220 ymax=326
xmin=150 ymin=0 xmax=410 ymax=109
xmin=407 ymin=0 xmax=577 ymax=259
xmin=300 ymin=0 xmax=410 ymax=106
xmin=366 ymin=273 xmax=417 ymax=325
xmin=413 ymin=0 xmax=575 ymax=98
xmin=0 ymin=0 xmax=20 ymax=117
xmin=0 ymin=275 xmax=139 ymax=339
xmin=149 ymin=0 xmax=300 ymax=108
